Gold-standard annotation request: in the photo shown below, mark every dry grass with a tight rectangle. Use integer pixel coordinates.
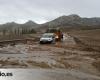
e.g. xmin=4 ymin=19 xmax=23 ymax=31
xmin=68 ymin=29 xmax=100 ymax=52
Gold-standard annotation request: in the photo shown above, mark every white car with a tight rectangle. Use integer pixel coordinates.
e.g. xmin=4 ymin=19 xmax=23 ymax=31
xmin=40 ymin=33 xmax=55 ymax=44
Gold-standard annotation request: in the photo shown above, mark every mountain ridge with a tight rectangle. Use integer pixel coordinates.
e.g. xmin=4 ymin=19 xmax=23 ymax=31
xmin=0 ymin=14 xmax=100 ymax=30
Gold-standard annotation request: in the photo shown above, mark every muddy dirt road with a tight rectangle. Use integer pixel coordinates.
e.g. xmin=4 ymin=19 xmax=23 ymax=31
xmin=0 ymin=34 xmax=100 ymax=80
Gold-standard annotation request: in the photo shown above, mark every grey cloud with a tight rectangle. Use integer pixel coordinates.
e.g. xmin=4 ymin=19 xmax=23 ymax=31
xmin=0 ymin=0 xmax=100 ymax=24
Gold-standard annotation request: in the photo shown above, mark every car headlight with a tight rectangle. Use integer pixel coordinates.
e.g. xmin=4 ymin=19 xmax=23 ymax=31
xmin=55 ymin=36 xmax=59 ymax=38
xmin=40 ymin=38 xmax=43 ymax=41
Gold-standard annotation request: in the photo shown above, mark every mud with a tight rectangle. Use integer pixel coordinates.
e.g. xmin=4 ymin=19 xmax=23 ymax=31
xmin=0 ymin=34 xmax=100 ymax=80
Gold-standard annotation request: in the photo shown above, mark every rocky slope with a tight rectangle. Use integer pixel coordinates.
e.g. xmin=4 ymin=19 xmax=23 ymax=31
xmin=43 ymin=14 xmax=100 ymax=27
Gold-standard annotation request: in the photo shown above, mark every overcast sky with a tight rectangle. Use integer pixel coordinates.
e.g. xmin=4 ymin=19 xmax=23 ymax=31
xmin=0 ymin=0 xmax=100 ymax=24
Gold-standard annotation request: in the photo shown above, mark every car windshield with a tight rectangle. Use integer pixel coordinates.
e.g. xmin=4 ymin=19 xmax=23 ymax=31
xmin=42 ymin=34 xmax=53 ymax=38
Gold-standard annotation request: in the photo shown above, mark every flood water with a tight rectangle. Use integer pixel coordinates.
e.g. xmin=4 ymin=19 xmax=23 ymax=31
xmin=0 ymin=69 xmax=100 ymax=80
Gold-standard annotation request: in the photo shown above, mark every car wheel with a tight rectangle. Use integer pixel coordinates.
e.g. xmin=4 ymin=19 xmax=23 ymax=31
xmin=39 ymin=41 xmax=43 ymax=44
